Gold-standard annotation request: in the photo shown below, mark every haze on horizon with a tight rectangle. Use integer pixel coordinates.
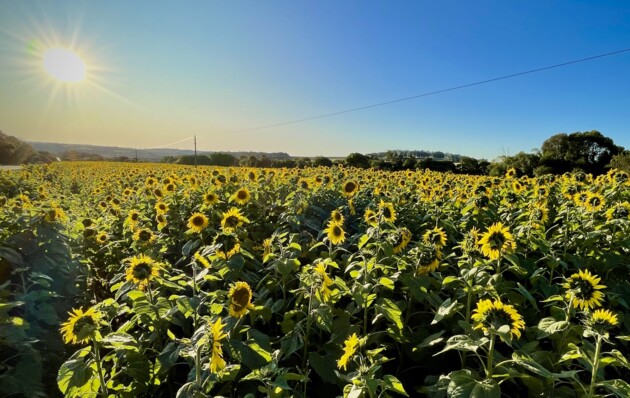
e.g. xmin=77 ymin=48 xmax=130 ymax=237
xmin=1 ymin=1 xmax=630 ymax=160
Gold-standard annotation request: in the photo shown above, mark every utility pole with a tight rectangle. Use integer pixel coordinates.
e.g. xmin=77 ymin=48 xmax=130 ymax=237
xmin=194 ymin=135 xmax=197 ymax=167
xmin=135 ymin=149 xmax=138 ymax=162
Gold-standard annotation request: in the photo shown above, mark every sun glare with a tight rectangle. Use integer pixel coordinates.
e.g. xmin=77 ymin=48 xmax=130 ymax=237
xmin=42 ymin=48 xmax=86 ymax=83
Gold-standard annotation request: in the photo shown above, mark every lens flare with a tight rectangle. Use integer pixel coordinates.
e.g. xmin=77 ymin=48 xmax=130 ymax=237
xmin=42 ymin=48 xmax=86 ymax=83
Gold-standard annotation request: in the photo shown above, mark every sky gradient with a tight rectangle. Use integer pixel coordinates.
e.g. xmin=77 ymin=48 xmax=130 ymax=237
xmin=1 ymin=1 xmax=630 ymax=160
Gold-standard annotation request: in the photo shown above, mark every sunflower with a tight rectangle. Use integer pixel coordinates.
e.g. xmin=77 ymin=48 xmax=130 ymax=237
xmin=133 ymin=228 xmax=156 ymax=244
xmin=154 ymin=201 xmax=169 ymax=214
xmin=472 ymin=299 xmax=526 ymax=339
xmin=330 ymin=209 xmax=344 ymax=225
xmin=415 ymin=245 xmax=442 ymax=274
xmin=337 ymin=333 xmax=360 ymax=371
xmin=505 ymin=168 xmax=517 ymax=178
xmin=125 ymin=254 xmax=159 ymax=290
xmin=313 ymin=261 xmax=334 ymax=302
xmin=325 ymin=221 xmax=346 ymax=245
xmin=96 ymin=232 xmax=109 ymax=245
xmin=214 ymin=233 xmax=241 ymax=259
xmin=156 ymin=214 xmax=167 ymax=230
xmin=606 ymin=201 xmax=630 ymax=220
xmin=392 ymin=227 xmax=412 ymax=254
xmin=81 ymin=218 xmax=93 ymax=228
xmin=126 ymin=210 xmax=141 ymax=227
xmin=44 ymin=205 xmax=67 ymax=223
xmin=230 ymin=188 xmax=251 ymax=205
xmin=220 ymin=207 xmax=249 ymax=232
xmin=60 ymin=307 xmax=102 ymax=345
xmin=562 ymin=269 xmax=606 ymax=310
xmin=378 ymin=200 xmax=396 ymax=223
xmin=187 ymin=212 xmax=209 ymax=233
xmin=341 ymin=180 xmax=359 ymax=197
xmin=477 ymin=222 xmax=516 ymax=260
xmin=573 ymin=191 xmax=590 ymax=207
xmin=228 ymin=281 xmax=254 ymax=318
xmin=584 ymin=192 xmax=605 ymax=212
xmin=210 ymin=317 xmax=228 ymax=373
xmin=364 ymin=209 xmax=378 ymax=227
xmin=586 ymin=308 xmax=619 ymax=333
xmin=203 ymin=191 xmax=219 ymax=205
xmin=194 ymin=251 xmax=211 ymax=268
xmin=461 ymin=227 xmax=480 ymax=253
xmin=422 ymin=227 xmax=447 ymax=248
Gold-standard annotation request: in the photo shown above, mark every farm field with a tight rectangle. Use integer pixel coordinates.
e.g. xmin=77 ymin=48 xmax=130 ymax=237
xmin=1 ymin=161 xmax=630 ymax=398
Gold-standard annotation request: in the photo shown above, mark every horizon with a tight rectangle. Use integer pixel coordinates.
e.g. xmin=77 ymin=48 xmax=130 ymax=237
xmin=2 ymin=1 xmax=630 ymax=159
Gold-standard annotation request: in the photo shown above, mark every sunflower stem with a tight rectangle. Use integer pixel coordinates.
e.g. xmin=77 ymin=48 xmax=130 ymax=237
xmin=302 ymin=285 xmax=314 ymax=395
xmin=195 ymin=344 xmax=202 ymax=386
xmin=486 ymin=333 xmax=496 ymax=379
xmin=93 ymin=339 xmax=109 ymax=397
xmin=587 ymin=334 xmax=603 ymax=398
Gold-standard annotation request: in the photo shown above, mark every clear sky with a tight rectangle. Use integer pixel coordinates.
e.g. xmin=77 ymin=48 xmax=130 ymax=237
xmin=1 ymin=1 xmax=630 ymax=160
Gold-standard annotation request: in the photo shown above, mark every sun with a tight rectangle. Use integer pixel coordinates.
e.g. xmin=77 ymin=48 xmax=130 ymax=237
xmin=42 ymin=48 xmax=86 ymax=83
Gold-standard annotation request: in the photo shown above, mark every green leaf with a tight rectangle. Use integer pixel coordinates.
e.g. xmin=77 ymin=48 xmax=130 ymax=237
xmin=377 ymin=298 xmax=403 ymax=331
xmin=383 ymin=374 xmax=409 ymax=396
xmin=600 ymin=379 xmax=630 ymax=397
xmin=156 ymin=342 xmax=182 ymax=376
xmin=379 ymin=277 xmax=395 ymax=290
xmin=57 ymin=358 xmax=94 ymax=395
xmin=537 ymin=317 xmax=569 ymax=337
xmin=436 ymin=335 xmax=483 ymax=355
xmin=447 ymin=369 xmax=476 ymax=398
xmin=470 ymin=378 xmax=500 ymax=398
xmin=431 ymin=298 xmax=461 ymax=325
xmin=308 ymin=352 xmax=338 ymax=384
xmin=414 ymin=331 xmax=446 ymax=351
xmin=103 ymin=332 xmax=138 ymax=351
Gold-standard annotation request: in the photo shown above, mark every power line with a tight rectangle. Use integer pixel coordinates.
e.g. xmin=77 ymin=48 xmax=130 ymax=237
xmin=222 ymin=47 xmax=630 ymax=135
xmin=142 ymin=136 xmax=195 ymax=150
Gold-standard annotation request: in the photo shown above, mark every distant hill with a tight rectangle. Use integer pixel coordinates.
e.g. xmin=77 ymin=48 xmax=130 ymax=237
xmin=28 ymin=141 xmax=291 ymax=162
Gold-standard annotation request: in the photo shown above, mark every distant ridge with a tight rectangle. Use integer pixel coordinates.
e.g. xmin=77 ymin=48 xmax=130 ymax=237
xmin=28 ymin=141 xmax=291 ymax=162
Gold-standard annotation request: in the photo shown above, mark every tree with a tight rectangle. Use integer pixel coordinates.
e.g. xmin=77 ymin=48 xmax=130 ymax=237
xmin=540 ymin=131 xmax=622 ymax=175
xmin=610 ymin=150 xmax=630 ymax=174
xmin=312 ymin=156 xmax=333 ymax=167
xmin=208 ymin=153 xmax=238 ymax=167
xmin=0 ymin=131 xmax=35 ymax=165
xmin=488 ymin=152 xmax=541 ymax=177
xmin=345 ymin=153 xmax=371 ymax=169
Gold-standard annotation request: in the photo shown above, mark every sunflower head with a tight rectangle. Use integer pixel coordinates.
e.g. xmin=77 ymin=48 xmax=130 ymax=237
xmin=337 ymin=333 xmax=361 ymax=371
xmin=364 ymin=209 xmax=378 ymax=227
xmin=606 ymin=201 xmax=630 ymax=221
xmin=214 ymin=233 xmax=241 ymax=259
xmin=231 ymin=188 xmax=251 ymax=205
xmin=325 ymin=221 xmax=346 ymax=245
xmin=378 ymin=200 xmax=396 ymax=222
xmin=584 ymin=192 xmax=605 ymax=212
xmin=96 ymin=232 xmax=109 ymax=245
xmin=342 ymin=180 xmax=359 ymax=197
xmin=221 ymin=207 xmax=249 ymax=232
xmin=330 ymin=209 xmax=344 ymax=224
xmin=126 ymin=254 xmax=159 ymax=290
xmin=585 ymin=308 xmax=619 ymax=336
xmin=562 ymin=269 xmax=606 ymax=310
xmin=187 ymin=212 xmax=209 ymax=233
xmin=478 ymin=222 xmax=516 ymax=260
xmin=392 ymin=227 xmax=412 ymax=254
xmin=133 ymin=228 xmax=156 ymax=243
xmin=228 ymin=281 xmax=254 ymax=318
xmin=60 ymin=307 xmax=102 ymax=345
xmin=422 ymin=227 xmax=447 ymax=248
xmin=204 ymin=191 xmax=219 ymax=205
xmin=472 ymin=299 xmax=525 ymax=340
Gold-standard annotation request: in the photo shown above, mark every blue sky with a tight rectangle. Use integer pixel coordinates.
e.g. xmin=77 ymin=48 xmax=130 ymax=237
xmin=1 ymin=1 xmax=629 ymax=159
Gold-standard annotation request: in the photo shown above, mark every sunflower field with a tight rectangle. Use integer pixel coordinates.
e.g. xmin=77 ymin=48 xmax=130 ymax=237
xmin=1 ymin=161 xmax=630 ymax=398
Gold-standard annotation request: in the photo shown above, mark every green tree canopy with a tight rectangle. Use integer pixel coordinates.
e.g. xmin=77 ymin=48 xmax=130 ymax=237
xmin=540 ymin=131 xmax=622 ymax=175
